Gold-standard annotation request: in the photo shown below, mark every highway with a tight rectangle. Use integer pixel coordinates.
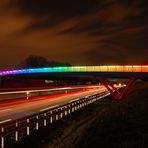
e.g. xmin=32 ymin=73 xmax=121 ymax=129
xmin=0 ymin=85 xmax=100 ymax=102
xmin=0 ymin=87 xmax=108 ymax=124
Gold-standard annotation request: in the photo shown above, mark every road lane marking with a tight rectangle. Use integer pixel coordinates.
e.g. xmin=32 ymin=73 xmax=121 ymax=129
xmin=93 ymin=92 xmax=99 ymax=95
xmin=85 ymin=95 xmax=90 ymax=98
xmin=69 ymin=98 xmax=80 ymax=103
xmin=40 ymin=105 xmax=59 ymax=112
xmin=0 ymin=109 xmax=12 ymax=113
xmin=0 ymin=119 xmax=12 ymax=124
xmin=69 ymin=92 xmax=110 ymax=103
xmin=97 ymin=93 xmax=110 ymax=99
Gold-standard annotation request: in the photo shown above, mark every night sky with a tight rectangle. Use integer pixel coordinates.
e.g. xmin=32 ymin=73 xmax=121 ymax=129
xmin=0 ymin=0 xmax=148 ymax=70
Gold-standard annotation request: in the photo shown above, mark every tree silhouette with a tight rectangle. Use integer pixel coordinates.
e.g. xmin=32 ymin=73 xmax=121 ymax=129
xmin=17 ymin=55 xmax=71 ymax=68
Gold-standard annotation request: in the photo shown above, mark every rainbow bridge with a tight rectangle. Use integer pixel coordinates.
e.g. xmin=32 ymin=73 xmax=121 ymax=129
xmin=0 ymin=65 xmax=148 ymax=100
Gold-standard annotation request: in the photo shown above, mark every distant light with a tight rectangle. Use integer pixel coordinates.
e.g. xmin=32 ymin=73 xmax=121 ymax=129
xmin=45 ymin=80 xmax=54 ymax=84
xmin=118 ymin=83 xmax=122 ymax=87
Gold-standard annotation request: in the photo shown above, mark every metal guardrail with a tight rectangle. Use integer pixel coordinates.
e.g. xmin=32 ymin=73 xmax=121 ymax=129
xmin=0 ymin=91 xmax=110 ymax=148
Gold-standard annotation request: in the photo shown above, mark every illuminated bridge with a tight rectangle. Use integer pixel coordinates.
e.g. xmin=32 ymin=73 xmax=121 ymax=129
xmin=0 ymin=65 xmax=148 ymax=100
xmin=0 ymin=65 xmax=148 ymax=148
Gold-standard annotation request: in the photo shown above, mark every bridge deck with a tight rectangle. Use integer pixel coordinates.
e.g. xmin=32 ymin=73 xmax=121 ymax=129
xmin=0 ymin=66 xmax=148 ymax=78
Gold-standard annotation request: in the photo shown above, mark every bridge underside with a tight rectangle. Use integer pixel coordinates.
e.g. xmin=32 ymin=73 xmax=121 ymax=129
xmin=1 ymin=71 xmax=148 ymax=100
xmin=22 ymin=73 xmax=147 ymax=100
xmin=34 ymin=73 xmax=146 ymax=100
xmin=1 ymin=71 xmax=148 ymax=79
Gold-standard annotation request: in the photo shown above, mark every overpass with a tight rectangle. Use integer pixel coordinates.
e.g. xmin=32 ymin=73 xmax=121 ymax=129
xmin=0 ymin=65 xmax=148 ymax=100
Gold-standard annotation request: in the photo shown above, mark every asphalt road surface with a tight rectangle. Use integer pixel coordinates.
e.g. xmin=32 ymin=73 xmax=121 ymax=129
xmin=0 ymin=87 xmax=108 ymax=124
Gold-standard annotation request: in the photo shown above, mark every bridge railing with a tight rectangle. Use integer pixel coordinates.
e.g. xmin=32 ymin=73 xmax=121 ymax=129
xmin=91 ymin=66 xmax=148 ymax=72
xmin=0 ymin=65 xmax=148 ymax=77
xmin=0 ymin=91 xmax=110 ymax=148
xmin=68 ymin=66 xmax=148 ymax=72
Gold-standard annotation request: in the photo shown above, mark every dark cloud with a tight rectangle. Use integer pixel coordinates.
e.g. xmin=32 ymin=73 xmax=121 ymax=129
xmin=59 ymin=0 xmax=148 ymax=35
xmin=85 ymin=26 xmax=148 ymax=65
xmin=85 ymin=44 xmax=148 ymax=65
xmin=0 ymin=0 xmax=148 ymax=70
xmin=16 ymin=0 xmax=97 ymax=16
xmin=14 ymin=0 xmax=98 ymax=31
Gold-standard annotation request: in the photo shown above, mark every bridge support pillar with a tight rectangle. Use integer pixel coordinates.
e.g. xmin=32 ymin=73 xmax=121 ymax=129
xmin=99 ymin=77 xmax=136 ymax=100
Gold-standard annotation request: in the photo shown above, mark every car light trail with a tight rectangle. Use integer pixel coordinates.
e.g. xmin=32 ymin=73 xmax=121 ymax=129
xmin=0 ymin=86 xmax=103 ymax=107
xmin=0 ymin=85 xmax=101 ymax=95
xmin=0 ymin=109 xmax=11 ymax=113
xmin=0 ymin=87 xmax=71 ymax=95
xmin=0 ymin=89 xmax=101 ymax=114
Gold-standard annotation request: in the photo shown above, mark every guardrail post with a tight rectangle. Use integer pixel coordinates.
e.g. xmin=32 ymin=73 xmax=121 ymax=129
xmin=78 ymin=104 xmax=80 ymax=109
xmin=44 ymin=113 xmax=47 ymax=126
xmin=83 ymin=100 xmax=86 ymax=107
xmin=72 ymin=103 xmax=74 ymax=112
xmin=65 ymin=110 xmax=67 ymax=116
xmin=64 ymin=106 xmax=67 ymax=116
xmin=50 ymin=116 xmax=53 ymax=123
xmin=75 ymin=102 xmax=77 ymax=111
xmin=36 ymin=116 xmax=39 ymax=130
xmin=56 ymin=109 xmax=59 ymax=121
xmin=26 ymin=91 xmax=30 ymax=99
xmin=68 ymin=106 xmax=71 ymax=114
xmin=56 ymin=114 xmax=58 ymax=121
xmin=86 ymin=101 xmax=88 ymax=105
xmin=82 ymin=101 xmax=85 ymax=107
xmin=69 ymin=105 xmax=71 ymax=114
xmin=15 ymin=122 xmax=18 ymax=141
xmin=1 ymin=127 xmax=4 ymax=148
xmin=50 ymin=111 xmax=53 ymax=123
xmin=60 ymin=112 xmax=63 ymax=118
xmin=27 ymin=119 xmax=30 ymax=135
